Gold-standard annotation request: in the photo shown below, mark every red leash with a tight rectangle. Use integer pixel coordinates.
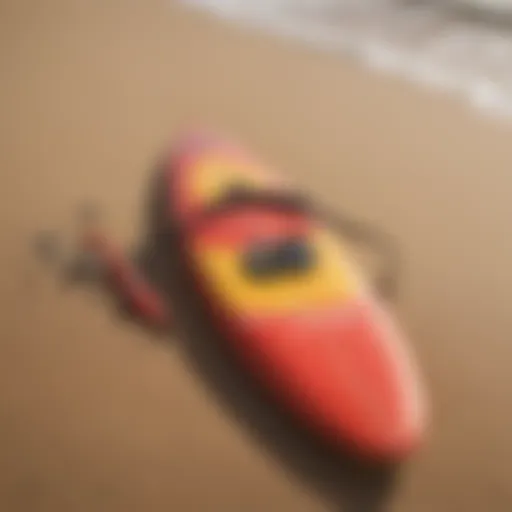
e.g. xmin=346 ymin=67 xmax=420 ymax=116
xmin=82 ymin=230 xmax=170 ymax=329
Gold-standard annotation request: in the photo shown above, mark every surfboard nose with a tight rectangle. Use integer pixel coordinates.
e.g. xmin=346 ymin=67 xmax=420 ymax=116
xmin=340 ymin=370 xmax=427 ymax=461
xmin=246 ymin=301 xmax=428 ymax=462
xmin=329 ymin=303 xmax=428 ymax=461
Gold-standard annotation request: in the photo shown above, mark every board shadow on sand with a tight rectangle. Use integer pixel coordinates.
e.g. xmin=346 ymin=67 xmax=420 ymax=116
xmin=33 ymin=169 xmax=402 ymax=512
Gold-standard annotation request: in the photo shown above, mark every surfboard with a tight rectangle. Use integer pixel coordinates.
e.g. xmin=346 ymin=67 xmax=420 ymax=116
xmin=163 ymin=133 xmax=428 ymax=461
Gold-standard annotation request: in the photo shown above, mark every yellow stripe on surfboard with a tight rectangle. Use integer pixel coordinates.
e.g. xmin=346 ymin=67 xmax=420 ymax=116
xmin=190 ymin=154 xmax=282 ymax=206
xmin=194 ymin=229 xmax=362 ymax=314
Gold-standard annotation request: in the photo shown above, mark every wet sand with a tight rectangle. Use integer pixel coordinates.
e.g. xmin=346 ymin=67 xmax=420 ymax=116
xmin=1 ymin=1 xmax=511 ymax=511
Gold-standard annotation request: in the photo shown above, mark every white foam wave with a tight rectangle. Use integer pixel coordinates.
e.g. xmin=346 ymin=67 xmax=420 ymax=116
xmin=178 ymin=0 xmax=512 ymax=122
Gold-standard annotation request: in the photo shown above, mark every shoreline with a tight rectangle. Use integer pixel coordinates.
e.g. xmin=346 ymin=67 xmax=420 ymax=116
xmin=180 ymin=0 xmax=512 ymax=122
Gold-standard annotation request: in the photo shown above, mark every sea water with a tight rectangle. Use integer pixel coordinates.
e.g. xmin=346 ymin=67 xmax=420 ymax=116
xmin=178 ymin=0 xmax=512 ymax=122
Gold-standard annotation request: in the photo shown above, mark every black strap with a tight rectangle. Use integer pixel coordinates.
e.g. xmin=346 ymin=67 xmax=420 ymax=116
xmin=197 ymin=185 xmax=311 ymax=218
xmin=318 ymin=206 xmax=401 ymax=301
xmin=191 ymin=186 xmax=401 ymax=301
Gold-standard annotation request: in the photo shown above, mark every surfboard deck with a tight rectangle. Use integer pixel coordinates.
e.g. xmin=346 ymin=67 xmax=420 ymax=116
xmin=163 ymin=133 xmax=428 ymax=462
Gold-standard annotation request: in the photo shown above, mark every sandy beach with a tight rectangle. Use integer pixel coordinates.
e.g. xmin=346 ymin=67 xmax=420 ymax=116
xmin=1 ymin=1 xmax=512 ymax=510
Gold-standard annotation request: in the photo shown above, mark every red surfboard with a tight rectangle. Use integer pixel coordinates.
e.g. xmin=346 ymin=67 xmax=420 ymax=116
xmin=163 ymin=133 xmax=428 ymax=462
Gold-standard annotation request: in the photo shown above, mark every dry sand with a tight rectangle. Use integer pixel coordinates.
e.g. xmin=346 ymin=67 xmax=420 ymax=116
xmin=1 ymin=1 xmax=512 ymax=511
